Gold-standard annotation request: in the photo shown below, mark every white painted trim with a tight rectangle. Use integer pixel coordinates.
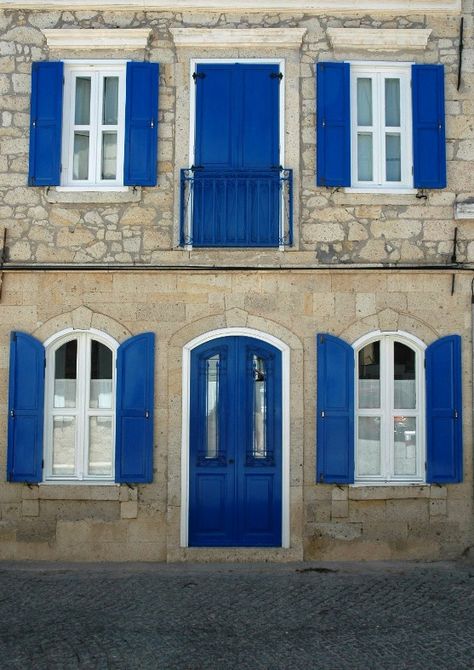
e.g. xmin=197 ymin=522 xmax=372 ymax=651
xmin=43 ymin=28 xmax=152 ymax=51
xmin=0 ymin=0 xmax=462 ymax=13
xmin=171 ymin=28 xmax=306 ymax=48
xmin=343 ymin=188 xmax=418 ymax=194
xmin=455 ymin=201 xmax=474 ymax=220
xmin=180 ymin=327 xmax=291 ymax=549
xmin=328 ymin=28 xmax=432 ymax=52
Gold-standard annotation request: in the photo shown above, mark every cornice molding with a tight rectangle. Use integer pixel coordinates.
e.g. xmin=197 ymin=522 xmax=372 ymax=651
xmin=43 ymin=28 xmax=152 ymax=50
xmin=170 ymin=27 xmax=307 ymax=48
xmin=327 ymin=28 xmax=433 ymax=52
xmin=0 ymin=0 xmax=462 ymax=13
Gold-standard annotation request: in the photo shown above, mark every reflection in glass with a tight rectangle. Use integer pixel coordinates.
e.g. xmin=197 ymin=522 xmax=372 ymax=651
xmin=358 ymin=133 xmax=373 ymax=181
xmin=358 ymin=416 xmax=381 ymax=476
xmin=54 ymin=340 xmax=77 ymax=408
xmin=52 ymin=416 xmax=76 ymax=475
xmin=102 ymin=77 xmax=119 ymax=125
xmin=394 ymin=342 xmax=416 ymax=409
xmin=206 ymin=355 xmax=219 ymax=459
xmin=253 ymin=356 xmax=267 ymax=459
xmin=88 ymin=416 xmax=113 ymax=476
xmin=386 ymin=134 xmax=401 ymax=182
xmin=90 ymin=340 xmax=113 ymax=409
xmin=101 ymin=132 xmax=117 ymax=180
xmin=358 ymin=342 xmax=380 ymax=409
xmin=385 ymin=78 xmax=401 ymax=127
xmin=74 ymin=77 xmax=91 ymax=125
xmin=73 ymin=131 xmax=89 ymax=180
xmin=357 ymin=78 xmax=372 ymax=126
xmin=394 ymin=416 xmax=417 ymax=475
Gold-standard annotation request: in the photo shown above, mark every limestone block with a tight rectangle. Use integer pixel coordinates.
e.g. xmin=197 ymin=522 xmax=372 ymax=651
xmin=312 ymin=522 xmax=362 ymax=541
xmin=71 ymin=306 xmax=93 ymax=330
xmin=331 ymin=486 xmax=348 ymax=501
xmin=121 ymin=501 xmax=138 ymax=519
xmin=348 ymin=500 xmax=386 ymax=522
xmin=22 ymin=499 xmax=39 ymax=517
xmin=331 ymin=500 xmax=349 ymax=518
xmin=430 ymin=499 xmax=447 ymax=516
xmin=386 ymin=499 xmax=429 ymax=522
xmin=430 ymin=486 xmax=448 ymax=499
xmin=377 ymin=307 xmax=400 ymax=331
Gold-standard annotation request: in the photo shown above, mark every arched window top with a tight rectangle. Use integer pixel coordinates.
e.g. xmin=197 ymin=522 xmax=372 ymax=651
xmin=45 ymin=327 xmax=119 ymax=353
xmin=352 ymin=330 xmax=426 ymax=354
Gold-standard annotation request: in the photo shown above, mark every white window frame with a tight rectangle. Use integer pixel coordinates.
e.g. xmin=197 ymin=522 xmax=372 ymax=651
xmin=60 ymin=60 xmax=126 ymax=190
xmin=353 ymin=331 xmax=426 ymax=485
xmin=349 ymin=61 xmax=414 ymax=193
xmin=43 ymin=329 xmax=118 ymax=484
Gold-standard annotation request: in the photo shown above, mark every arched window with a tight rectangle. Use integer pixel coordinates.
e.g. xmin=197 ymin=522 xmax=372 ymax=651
xmin=355 ymin=333 xmax=425 ymax=483
xmin=44 ymin=331 xmax=117 ymax=482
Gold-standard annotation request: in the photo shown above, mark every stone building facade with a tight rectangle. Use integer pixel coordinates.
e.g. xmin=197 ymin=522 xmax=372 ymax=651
xmin=0 ymin=0 xmax=472 ymax=561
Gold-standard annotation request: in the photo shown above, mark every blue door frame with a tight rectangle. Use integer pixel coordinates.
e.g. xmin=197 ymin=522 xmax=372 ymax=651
xmin=189 ymin=336 xmax=282 ymax=547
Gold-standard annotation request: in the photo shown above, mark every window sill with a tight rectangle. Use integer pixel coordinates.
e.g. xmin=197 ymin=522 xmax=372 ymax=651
xmin=40 ymin=480 xmax=118 ymax=486
xmin=351 ymin=481 xmax=426 ymax=487
xmin=332 ymin=189 xmax=421 ymax=206
xmin=44 ymin=186 xmax=142 ymax=205
xmin=342 ymin=187 xmax=418 ymax=195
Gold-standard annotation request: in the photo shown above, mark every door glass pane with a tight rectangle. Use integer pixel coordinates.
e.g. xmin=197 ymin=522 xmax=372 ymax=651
xmin=358 ymin=416 xmax=381 ymax=476
xmin=394 ymin=342 xmax=416 ymax=409
xmin=74 ymin=77 xmax=91 ymax=125
xmin=385 ymin=78 xmax=400 ymax=127
xmin=394 ymin=416 xmax=417 ymax=475
xmin=52 ymin=416 xmax=76 ymax=476
xmin=358 ymin=341 xmax=380 ymax=409
xmin=206 ymin=355 xmax=219 ymax=459
xmin=357 ymin=133 xmax=373 ymax=181
xmin=73 ymin=131 xmax=89 ymax=180
xmin=253 ymin=355 xmax=267 ymax=459
xmin=102 ymin=76 xmax=119 ymax=125
xmin=386 ymin=134 xmax=401 ymax=182
xmin=90 ymin=340 xmax=113 ymax=409
xmin=357 ymin=78 xmax=372 ymax=126
xmin=88 ymin=416 xmax=113 ymax=476
xmin=101 ymin=132 xmax=117 ymax=180
xmin=54 ymin=340 xmax=77 ymax=408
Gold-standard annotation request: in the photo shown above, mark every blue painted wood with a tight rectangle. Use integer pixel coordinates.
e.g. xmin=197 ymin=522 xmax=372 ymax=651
xmin=316 ymin=62 xmax=351 ymax=187
xmin=189 ymin=336 xmax=282 ymax=547
xmin=316 ymin=333 xmax=354 ymax=484
xmin=124 ymin=62 xmax=159 ymax=186
xmin=28 ymin=61 xmax=63 ymax=186
xmin=193 ymin=63 xmax=280 ymax=247
xmin=412 ymin=64 xmax=446 ymax=189
xmin=426 ymin=335 xmax=462 ymax=483
xmin=115 ymin=332 xmax=155 ymax=483
xmin=7 ymin=332 xmax=45 ymax=483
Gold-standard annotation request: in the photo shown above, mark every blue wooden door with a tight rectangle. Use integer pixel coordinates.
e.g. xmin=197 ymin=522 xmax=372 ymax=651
xmin=193 ymin=63 xmax=281 ymax=247
xmin=189 ymin=336 xmax=282 ymax=547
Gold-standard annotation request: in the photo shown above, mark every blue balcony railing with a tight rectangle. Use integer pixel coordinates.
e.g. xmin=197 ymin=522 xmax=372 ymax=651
xmin=180 ymin=168 xmax=293 ymax=248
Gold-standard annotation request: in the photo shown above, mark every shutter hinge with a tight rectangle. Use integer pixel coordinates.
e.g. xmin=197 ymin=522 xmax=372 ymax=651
xmin=192 ymin=72 xmax=206 ymax=82
xmin=454 ymin=409 xmax=458 ymax=419
xmin=10 ymin=409 xmax=14 ymax=418
xmin=145 ymin=410 xmax=150 ymax=419
xmin=321 ymin=410 xmax=325 ymax=418
xmin=270 ymin=72 xmax=283 ymax=81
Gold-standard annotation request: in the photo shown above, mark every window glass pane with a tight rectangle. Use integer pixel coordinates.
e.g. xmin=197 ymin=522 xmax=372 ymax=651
xmin=52 ymin=416 xmax=76 ymax=476
xmin=358 ymin=416 xmax=381 ymax=476
xmin=394 ymin=342 xmax=416 ymax=409
xmin=54 ymin=340 xmax=77 ymax=408
xmin=253 ymin=355 xmax=267 ymax=459
xmin=385 ymin=78 xmax=400 ymax=127
xmin=206 ymin=355 xmax=219 ymax=459
xmin=357 ymin=78 xmax=372 ymax=126
xmin=90 ymin=340 xmax=113 ymax=409
xmin=386 ymin=134 xmax=401 ymax=182
xmin=101 ymin=132 xmax=117 ymax=180
xmin=357 ymin=133 xmax=373 ymax=181
xmin=102 ymin=76 xmax=119 ymax=125
xmin=74 ymin=77 xmax=91 ymax=125
xmin=358 ymin=342 xmax=380 ymax=409
xmin=73 ymin=131 xmax=89 ymax=180
xmin=88 ymin=416 xmax=113 ymax=476
xmin=394 ymin=416 xmax=417 ymax=475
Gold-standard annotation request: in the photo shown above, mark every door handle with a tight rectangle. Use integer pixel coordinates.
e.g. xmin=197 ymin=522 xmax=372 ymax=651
xmin=228 ymin=458 xmax=235 ymax=464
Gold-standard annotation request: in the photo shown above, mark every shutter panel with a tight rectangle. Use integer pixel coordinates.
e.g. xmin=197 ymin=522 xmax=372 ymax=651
xmin=426 ymin=335 xmax=462 ymax=484
xmin=316 ymin=62 xmax=351 ymax=187
xmin=412 ymin=64 xmax=446 ymax=189
xmin=317 ymin=333 xmax=354 ymax=484
xmin=124 ymin=62 xmax=159 ymax=187
xmin=115 ymin=332 xmax=155 ymax=483
xmin=28 ymin=61 xmax=63 ymax=186
xmin=7 ymin=332 xmax=45 ymax=483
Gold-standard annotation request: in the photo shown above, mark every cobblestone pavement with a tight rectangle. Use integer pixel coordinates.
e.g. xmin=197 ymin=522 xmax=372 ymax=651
xmin=0 ymin=561 xmax=474 ymax=670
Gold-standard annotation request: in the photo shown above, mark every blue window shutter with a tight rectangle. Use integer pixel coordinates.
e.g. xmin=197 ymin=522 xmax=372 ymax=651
xmin=412 ymin=64 xmax=446 ymax=189
xmin=115 ymin=332 xmax=155 ymax=483
xmin=426 ymin=335 xmax=462 ymax=483
xmin=317 ymin=333 xmax=354 ymax=484
xmin=7 ymin=332 xmax=45 ymax=483
xmin=316 ymin=62 xmax=351 ymax=187
xmin=124 ymin=62 xmax=159 ymax=187
xmin=28 ymin=61 xmax=63 ymax=186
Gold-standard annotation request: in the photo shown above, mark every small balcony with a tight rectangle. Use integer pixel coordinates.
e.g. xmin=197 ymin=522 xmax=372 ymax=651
xmin=180 ymin=168 xmax=293 ymax=248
